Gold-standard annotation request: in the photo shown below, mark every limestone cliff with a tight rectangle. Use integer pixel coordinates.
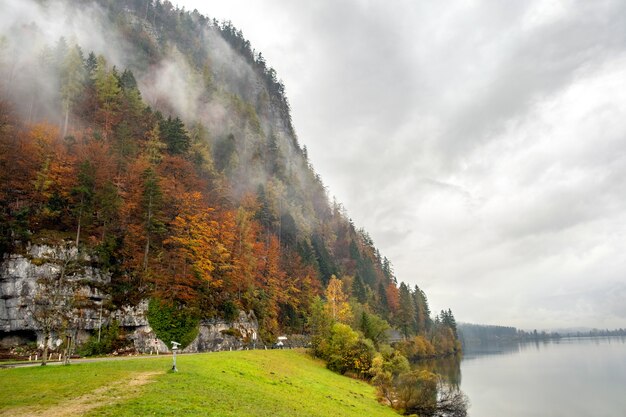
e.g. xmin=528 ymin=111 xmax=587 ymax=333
xmin=0 ymin=244 xmax=259 ymax=352
xmin=0 ymin=244 xmax=110 ymax=345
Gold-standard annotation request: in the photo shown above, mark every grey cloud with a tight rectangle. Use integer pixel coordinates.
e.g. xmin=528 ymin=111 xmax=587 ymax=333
xmin=105 ymin=0 xmax=626 ymax=328
xmin=422 ymin=1 xmax=626 ymax=167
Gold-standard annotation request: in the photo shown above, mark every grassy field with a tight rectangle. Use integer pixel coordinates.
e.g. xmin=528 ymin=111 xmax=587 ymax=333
xmin=0 ymin=349 xmax=398 ymax=417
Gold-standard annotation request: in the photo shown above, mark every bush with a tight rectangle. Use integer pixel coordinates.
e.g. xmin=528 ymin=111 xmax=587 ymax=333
xmin=79 ymin=320 xmax=129 ymax=356
xmin=325 ymin=323 xmax=358 ymax=373
xmin=398 ymin=372 xmax=469 ymax=417
xmin=324 ymin=323 xmax=375 ymax=377
xmin=347 ymin=338 xmax=376 ymax=377
xmin=396 ymin=370 xmax=438 ymax=414
xmin=370 ymin=355 xmax=394 ymax=404
xmin=147 ymin=299 xmax=200 ymax=349
xmin=220 ymin=300 xmax=239 ymax=322
xmin=369 ymin=350 xmax=410 ymax=404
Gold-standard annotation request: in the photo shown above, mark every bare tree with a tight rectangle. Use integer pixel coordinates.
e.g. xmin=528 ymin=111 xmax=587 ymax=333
xmin=28 ymin=244 xmax=78 ymax=365
xmin=431 ymin=379 xmax=469 ymax=417
xmin=63 ymin=287 xmax=96 ymax=365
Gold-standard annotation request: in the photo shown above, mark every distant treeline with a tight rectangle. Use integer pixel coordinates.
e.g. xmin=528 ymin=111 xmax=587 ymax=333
xmin=458 ymin=323 xmax=517 ymax=344
xmin=458 ymin=323 xmax=626 ymax=345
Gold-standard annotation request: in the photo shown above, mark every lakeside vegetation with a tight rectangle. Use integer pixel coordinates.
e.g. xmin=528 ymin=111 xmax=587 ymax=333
xmin=307 ymin=277 xmax=467 ymax=416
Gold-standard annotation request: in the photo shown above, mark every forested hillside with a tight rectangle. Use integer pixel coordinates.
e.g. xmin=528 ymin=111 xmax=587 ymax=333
xmin=0 ymin=0 xmax=456 ymax=348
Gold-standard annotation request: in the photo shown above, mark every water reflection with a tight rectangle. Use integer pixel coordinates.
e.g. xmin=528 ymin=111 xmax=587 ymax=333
xmin=410 ymin=354 xmax=469 ymax=416
xmin=462 ymin=341 xmax=521 ymax=359
xmin=459 ymin=336 xmax=626 ymax=417
xmin=463 ymin=335 xmax=626 ymax=359
xmin=407 ymin=337 xmax=626 ymax=416
xmin=412 ymin=353 xmax=463 ymax=388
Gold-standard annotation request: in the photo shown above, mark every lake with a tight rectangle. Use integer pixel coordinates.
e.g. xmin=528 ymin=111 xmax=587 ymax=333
xmin=456 ymin=337 xmax=626 ymax=416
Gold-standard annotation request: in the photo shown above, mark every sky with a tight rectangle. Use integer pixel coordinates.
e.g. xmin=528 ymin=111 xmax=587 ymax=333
xmin=182 ymin=1 xmax=625 ymax=330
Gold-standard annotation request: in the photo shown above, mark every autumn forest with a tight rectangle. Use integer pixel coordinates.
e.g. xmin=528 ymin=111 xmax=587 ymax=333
xmin=0 ymin=0 xmax=459 ymax=360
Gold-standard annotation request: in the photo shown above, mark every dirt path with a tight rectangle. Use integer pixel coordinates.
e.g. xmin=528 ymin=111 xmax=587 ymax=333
xmin=1 ymin=371 xmax=162 ymax=417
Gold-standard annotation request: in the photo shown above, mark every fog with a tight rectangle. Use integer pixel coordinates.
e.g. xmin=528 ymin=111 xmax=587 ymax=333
xmin=3 ymin=0 xmax=625 ymax=330
xmin=183 ymin=0 xmax=626 ymax=330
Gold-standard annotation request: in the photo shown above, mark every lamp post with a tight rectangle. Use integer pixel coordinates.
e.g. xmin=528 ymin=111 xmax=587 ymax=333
xmin=63 ymin=333 xmax=72 ymax=365
xmin=171 ymin=341 xmax=180 ymax=372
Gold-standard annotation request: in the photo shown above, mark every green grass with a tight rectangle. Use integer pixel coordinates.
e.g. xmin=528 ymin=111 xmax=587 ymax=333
xmin=0 ymin=350 xmax=398 ymax=417
xmin=0 ymin=356 xmax=166 ymax=411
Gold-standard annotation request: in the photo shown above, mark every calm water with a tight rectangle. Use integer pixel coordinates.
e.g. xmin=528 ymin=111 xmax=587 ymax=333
xmin=458 ymin=337 xmax=626 ymax=417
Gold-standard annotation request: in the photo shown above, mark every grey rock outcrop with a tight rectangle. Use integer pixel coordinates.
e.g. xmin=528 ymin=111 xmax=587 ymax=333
xmin=113 ymin=300 xmax=149 ymax=328
xmin=131 ymin=310 xmax=260 ymax=353
xmin=0 ymin=245 xmax=110 ymax=339
xmin=186 ymin=310 xmax=259 ymax=352
xmin=1 ymin=245 xmax=260 ymax=352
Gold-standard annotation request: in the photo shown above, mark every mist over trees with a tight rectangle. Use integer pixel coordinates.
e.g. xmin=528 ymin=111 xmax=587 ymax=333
xmin=0 ymin=2 xmax=469 ymax=414
xmin=0 ymin=0 xmax=460 ymax=364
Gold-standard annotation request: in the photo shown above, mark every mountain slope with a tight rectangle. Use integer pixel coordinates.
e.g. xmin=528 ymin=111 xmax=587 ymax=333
xmin=0 ymin=0 xmax=434 ymax=341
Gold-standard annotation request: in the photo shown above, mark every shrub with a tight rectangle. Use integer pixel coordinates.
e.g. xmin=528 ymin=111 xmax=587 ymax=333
xmin=396 ymin=370 xmax=438 ymax=414
xmin=220 ymin=300 xmax=239 ymax=322
xmin=370 ymin=355 xmax=394 ymax=404
xmin=369 ymin=350 xmax=410 ymax=404
xmin=324 ymin=323 xmax=375 ymax=377
xmin=147 ymin=299 xmax=200 ymax=349
xmin=79 ymin=320 xmax=129 ymax=356
xmin=348 ymin=338 xmax=376 ymax=378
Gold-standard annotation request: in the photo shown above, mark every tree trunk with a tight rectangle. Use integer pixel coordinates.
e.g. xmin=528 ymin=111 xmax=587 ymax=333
xmin=75 ymin=196 xmax=83 ymax=247
xmin=143 ymin=194 xmax=152 ymax=271
xmin=41 ymin=332 xmax=49 ymax=366
xmin=63 ymin=334 xmax=71 ymax=365
xmin=63 ymin=105 xmax=69 ymax=138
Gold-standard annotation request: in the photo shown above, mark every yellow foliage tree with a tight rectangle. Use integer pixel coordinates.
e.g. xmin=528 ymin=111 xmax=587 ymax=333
xmin=324 ymin=275 xmax=352 ymax=323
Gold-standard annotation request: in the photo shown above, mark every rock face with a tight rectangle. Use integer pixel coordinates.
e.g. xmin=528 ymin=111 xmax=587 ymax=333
xmin=113 ymin=301 xmax=150 ymax=328
xmin=1 ymin=245 xmax=260 ymax=352
xmin=186 ymin=310 xmax=259 ymax=353
xmin=0 ymin=244 xmax=111 ymax=346
xmin=131 ymin=310 xmax=260 ymax=353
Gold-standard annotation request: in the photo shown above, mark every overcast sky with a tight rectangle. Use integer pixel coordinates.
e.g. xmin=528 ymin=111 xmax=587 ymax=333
xmin=178 ymin=0 xmax=626 ymax=330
